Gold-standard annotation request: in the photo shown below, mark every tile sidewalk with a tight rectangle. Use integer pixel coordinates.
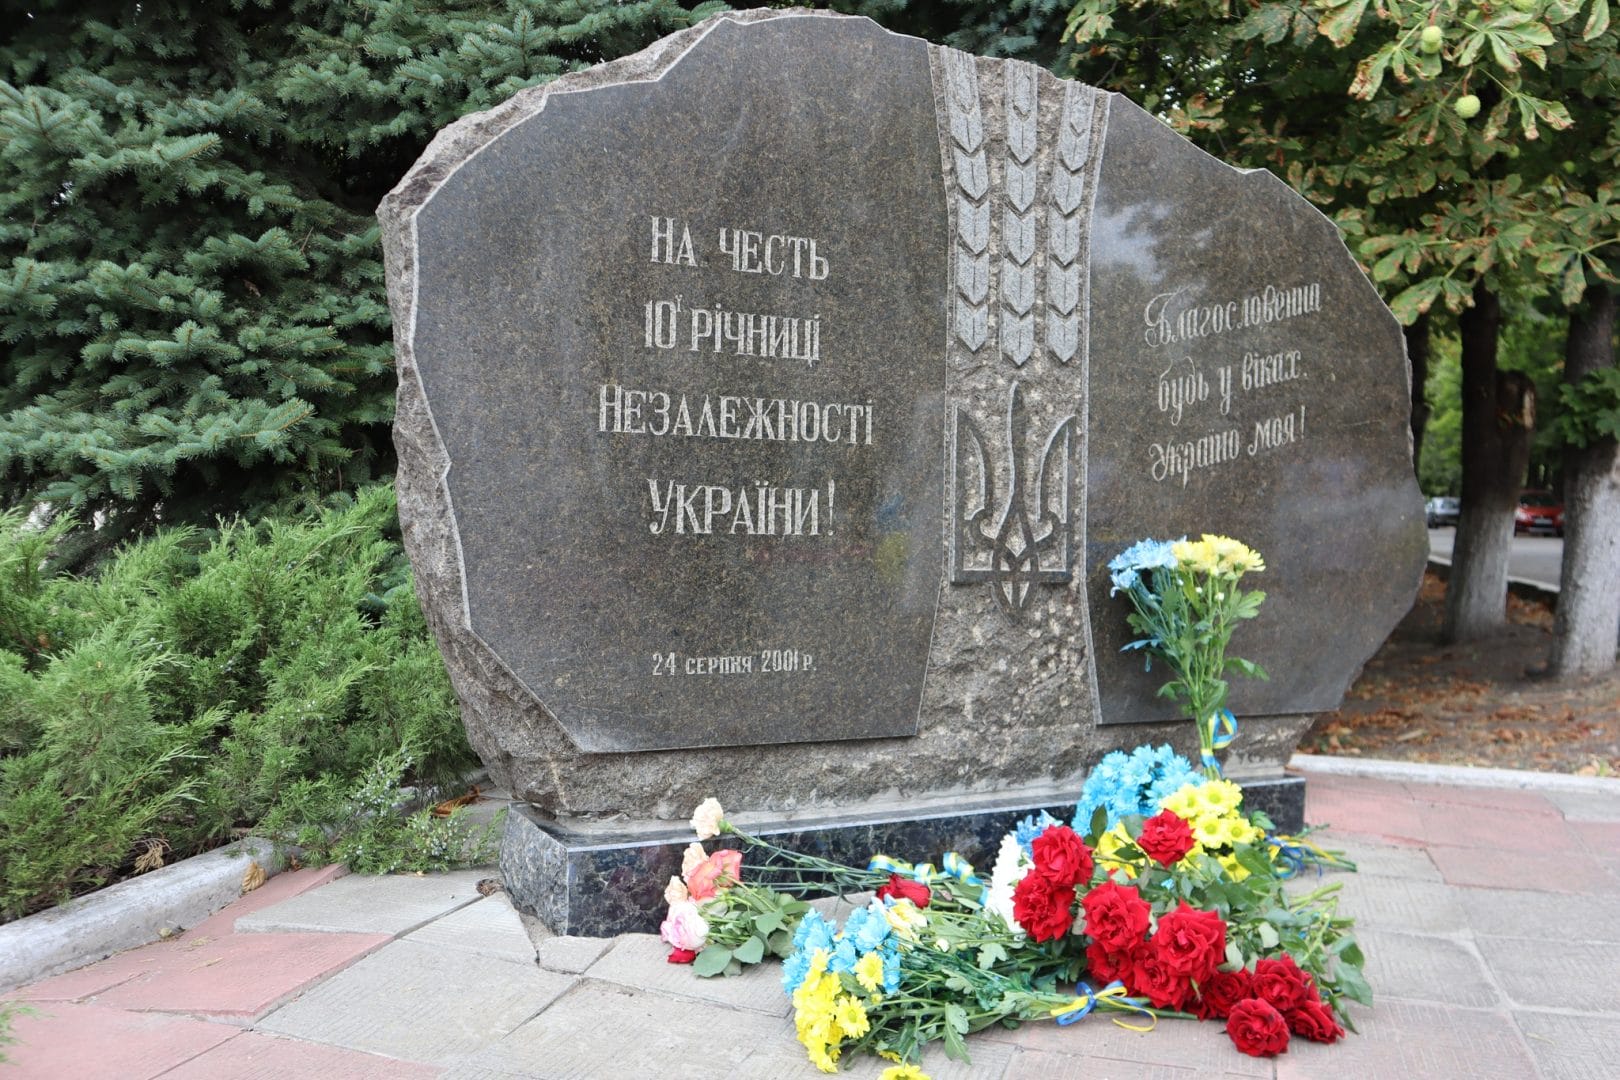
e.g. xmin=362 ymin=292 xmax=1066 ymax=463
xmin=4 ymin=770 xmax=1617 ymax=1079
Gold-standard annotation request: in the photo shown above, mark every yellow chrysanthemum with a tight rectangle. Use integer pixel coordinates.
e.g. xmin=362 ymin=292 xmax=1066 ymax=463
xmin=1217 ymin=853 xmax=1251 ymax=882
xmin=1159 ymin=783 xmax=1201 ymax=819
xmin=1093 ymin=822 xmax=1137 ymax=879
xmin=1172 ymin=538 xmax=1221 ymax=575
xmin=834 ymin=994 xmax=871 ymax=1040
xmin=880 ymin=1065 xmax=932 ymax=1080
xmin=1197 ymin=779 xmax=1243 ymax=814
xmin=853 ymin=951 xmax=885 ymax=994
xmin=1192 ymin=816 xmax=1230 ymax=849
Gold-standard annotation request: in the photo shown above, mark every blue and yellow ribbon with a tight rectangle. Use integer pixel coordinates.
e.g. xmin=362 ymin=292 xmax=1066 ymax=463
xmin=1049 ymin=981 xmax=1157 ymax=1031
xmin=866 ymin=852 xmax=982 ymax=889
xmin=1200 ymin=709 xmax=1238 ymax=776
xmin=1267 ymin=833 xmax=1355 ymax=879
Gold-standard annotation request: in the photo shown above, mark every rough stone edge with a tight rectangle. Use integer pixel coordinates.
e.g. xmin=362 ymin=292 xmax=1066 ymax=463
xmin=0 ymin=838 xmax=285 ymax=993
xmin=1290 ymin=752 xmax=1620 ymax=795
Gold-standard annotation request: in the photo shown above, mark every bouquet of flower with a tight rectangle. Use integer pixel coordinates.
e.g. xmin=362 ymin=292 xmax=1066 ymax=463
xmin=1107 ymin=535 xmax=1269 ymax=778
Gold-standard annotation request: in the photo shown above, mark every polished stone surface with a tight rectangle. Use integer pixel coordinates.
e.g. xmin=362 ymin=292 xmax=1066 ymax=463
xmin=406 ymin=15 xmax=946 ymax=752
xmin=501 ymin=777 xmax=1303 ymax=936
xmin=381 ymin=10 xmax=1422 ymax=823
xmin=1085 ymin=98 xmax=1427 ymax=724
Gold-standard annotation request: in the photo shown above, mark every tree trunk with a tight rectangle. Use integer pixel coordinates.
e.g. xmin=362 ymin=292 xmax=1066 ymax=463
xmin=1405 ymin=313 xmax=1432 ymax=472
xmin=1550 ymin=286 xmax=1620 ymax=677
xmin=1443 ymin=284 xmax=1534 ymax=643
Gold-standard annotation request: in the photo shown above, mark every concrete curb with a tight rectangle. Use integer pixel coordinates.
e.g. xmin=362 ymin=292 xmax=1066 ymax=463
xmin=0 ymin=838 xmax=286 ymax=993
xmin=1426 ymin=554 xmax=1560 ymax=603
xmin=1290 ymin=752 xmax=1619 ymax=795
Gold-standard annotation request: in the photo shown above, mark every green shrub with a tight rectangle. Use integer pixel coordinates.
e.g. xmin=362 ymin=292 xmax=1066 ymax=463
xmin=0 ymin=484 xmax=479 ymax=922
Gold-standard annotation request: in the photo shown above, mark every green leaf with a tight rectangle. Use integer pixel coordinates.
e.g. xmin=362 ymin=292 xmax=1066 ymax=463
xmin=691 ymin=946 xmax=733 ymax=977
xmin=1257 ymin=922 xmax=1280 ymax=949
xmin=733 ymin=936 xmax=765 ymax=965
xmin=752 ymin=911 xmax=784 ymax=937
xmin=1585 ymin=0 xmax=1611 ymax=38
xmin=1317 ymin=0 xmax=1370 ymax=47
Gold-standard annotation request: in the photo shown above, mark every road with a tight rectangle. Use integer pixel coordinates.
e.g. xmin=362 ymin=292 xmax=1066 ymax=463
xmin=1428 ymin=526 xmax=1563 ymax=590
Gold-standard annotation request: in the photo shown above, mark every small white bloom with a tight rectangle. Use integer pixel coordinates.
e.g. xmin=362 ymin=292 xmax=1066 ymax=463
xmin=690 ymin=797 xmax=726 ymax=840
xmin=681 ymin=842 xmax=706 ymax=880
xmin=663 ymin=875 xmax=689 ymax=906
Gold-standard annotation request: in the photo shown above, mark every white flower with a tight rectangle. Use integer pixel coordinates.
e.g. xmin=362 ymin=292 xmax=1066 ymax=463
xmin=663 ymin=875 xmax=689 ymax=906
xmin=681 ymin=842 xmax=706 ymax=880
xmin=690 ymin=797 xmax=726 ymax=840
xmin=984 ymin=833 xmax=1029 ymax=939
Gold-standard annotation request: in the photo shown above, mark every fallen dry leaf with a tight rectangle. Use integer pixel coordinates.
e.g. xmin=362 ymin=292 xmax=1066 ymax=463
xmin=242 ymin=861 xmax=267 ymax=893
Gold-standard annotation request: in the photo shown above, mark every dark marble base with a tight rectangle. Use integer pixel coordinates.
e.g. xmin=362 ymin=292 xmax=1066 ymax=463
xmin=502 ymin=773 xmax=1309 ymax=936
xmin=1235 ymin=774 xmax=1306 ymax=834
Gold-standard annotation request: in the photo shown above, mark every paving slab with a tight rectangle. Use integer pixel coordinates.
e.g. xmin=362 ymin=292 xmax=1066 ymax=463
xmin=180 ymin=864 xmax=350 ymax=941
xmin=1330 ymin=876 xmax=1472 ymax=935
xmin=235 ymin=869 xmax=486 ymax=936
xmin=1298 ymin=787 xmax=1426 ymax=845
xmin=1425 ymin=844 xmax=1617 ymax=894
xmin=1544 ymin=788 xmax=1620 ymax=822
xmin=1 ymin=1002 xmax=236 ymax=1078
xmin=403 ymin=894 xmax=536 ymax=964
xmin=1307 ymin=837 xmax=1442 ymax=883
xmin=979 ymin=1009 xmax=1271 ymax=1077
xmin=1514 ymin=1008 xmax=1620 ymax=1080
xmin=160 ymin=1031 xmax=441 ymax=1079
xmin=1476 ymin=936 xmax=1620 ymax=1013
xmin=1413 ymin=801 xmax=1579 ymax=854
xmin=1355 ymin=928 xmax=1501 ymax=1009
xmin=1569 ymin=819 xmax=1620 ymax=855
xmin=1458 ymin=888 xmax=1620 ymax=942
xmin=1002 ymin=1051 xmax=1266 ymax=1080
xmin=1403 ymin=783 xmax=1563 ymax=817
xmin=94 ymin=931 xmax=389 ymax=1021
xmin=443 ymin=981 xmax=1014 ymax=1080
xmin=1277 ymin=1000 xmax=1537 ymax=1078
xmin=255 ymin=938 xmax=573 ymax=1065
xmin=534 ymin=934 xmax=614 ymax=974
xmin=584 ymin=932 xmax=792 ymax=1017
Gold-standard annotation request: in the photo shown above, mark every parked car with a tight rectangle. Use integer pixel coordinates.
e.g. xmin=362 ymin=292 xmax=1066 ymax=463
xmin=1514 ymin=491 xmax=1564 ymax=536
xmin=1424 ymin=496 xmax=1460 ymax=528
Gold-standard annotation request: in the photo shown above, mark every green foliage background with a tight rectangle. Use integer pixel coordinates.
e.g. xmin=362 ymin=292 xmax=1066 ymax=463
xmin=0 ymin=485 xmax=479 ymax=920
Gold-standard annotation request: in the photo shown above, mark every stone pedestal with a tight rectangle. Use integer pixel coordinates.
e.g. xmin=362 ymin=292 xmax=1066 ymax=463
xmin=500 ymin=774 xmax=1307 ymax=936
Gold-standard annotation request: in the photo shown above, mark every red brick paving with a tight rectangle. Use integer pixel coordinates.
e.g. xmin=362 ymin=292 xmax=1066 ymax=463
xmin=3 ymin=1002 xmax=236 ymax=1077
xmin=95 ymin=931 xmax=390 ymax=1021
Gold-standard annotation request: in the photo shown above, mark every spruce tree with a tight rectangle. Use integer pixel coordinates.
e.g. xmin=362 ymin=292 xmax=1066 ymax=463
xmin=0 ymin=0 xmax=723 ymax=558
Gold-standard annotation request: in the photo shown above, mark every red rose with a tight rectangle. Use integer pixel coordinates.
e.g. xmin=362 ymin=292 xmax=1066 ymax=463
xmin=1129 ymin=942 xmax=1193 ymax=1011
xmin=1137 ymin=810 xmax=1196 ymax=867
xmin=1226 ymin=998 xmax=1291 ymax=1057
xmin=1012 ymin=869 xmax=1077 ymax=941
xmin=1152 ymin=901 xmax=1227 ymax=983
xmin=1193 ymin=967 xmax=1255 ymax=1021
xmin=1080 ymin=882 xmax=1151 ymax=952
xmin=666 ymin=947 xmax=698 ymax=964
xmin=1085 ymin=941 xmax=1131 ymax=987
xmin=1286 ymin=998 xmax=1345 ymax=1044
xmin=1252 ymin=955 xmax=1313 ymax=1013
xmin=876 ymin=873 xmax=932 ymax=909
xmin=1031 ymin=825 xmax=1095 ymax=888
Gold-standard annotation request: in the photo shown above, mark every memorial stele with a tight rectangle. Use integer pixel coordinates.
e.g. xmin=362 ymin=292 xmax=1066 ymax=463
xmin=380 ymin=9 xmax=1428 ymax=929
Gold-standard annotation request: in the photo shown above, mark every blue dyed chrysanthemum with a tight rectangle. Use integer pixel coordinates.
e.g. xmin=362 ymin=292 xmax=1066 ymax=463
xmin=1071 ymin=743 xmax=1204 ymax=833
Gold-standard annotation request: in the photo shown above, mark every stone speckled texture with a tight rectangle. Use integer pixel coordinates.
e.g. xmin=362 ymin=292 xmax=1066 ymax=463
xmin=378 ymin=9 xmax=1422 ymax=826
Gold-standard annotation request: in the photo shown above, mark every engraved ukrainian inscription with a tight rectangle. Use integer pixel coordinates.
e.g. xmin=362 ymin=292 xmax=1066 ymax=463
xmin=398 ymin=16 xmax=946 ymax=752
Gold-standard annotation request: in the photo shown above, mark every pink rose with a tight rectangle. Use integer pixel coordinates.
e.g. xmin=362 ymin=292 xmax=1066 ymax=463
xmin=659 ymin=900 xmax=709 ymax=952
xmin=684 ymin=849 xmax=743 ymax=900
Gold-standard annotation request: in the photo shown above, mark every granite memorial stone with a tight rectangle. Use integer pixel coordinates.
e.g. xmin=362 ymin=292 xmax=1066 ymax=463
xmin=379 ymin=9 xmax=1428 ymax=933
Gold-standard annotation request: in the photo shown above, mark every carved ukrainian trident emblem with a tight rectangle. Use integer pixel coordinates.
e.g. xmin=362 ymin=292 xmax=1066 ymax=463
xmin=949 ymin=382 xmax=1076 ymax=620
